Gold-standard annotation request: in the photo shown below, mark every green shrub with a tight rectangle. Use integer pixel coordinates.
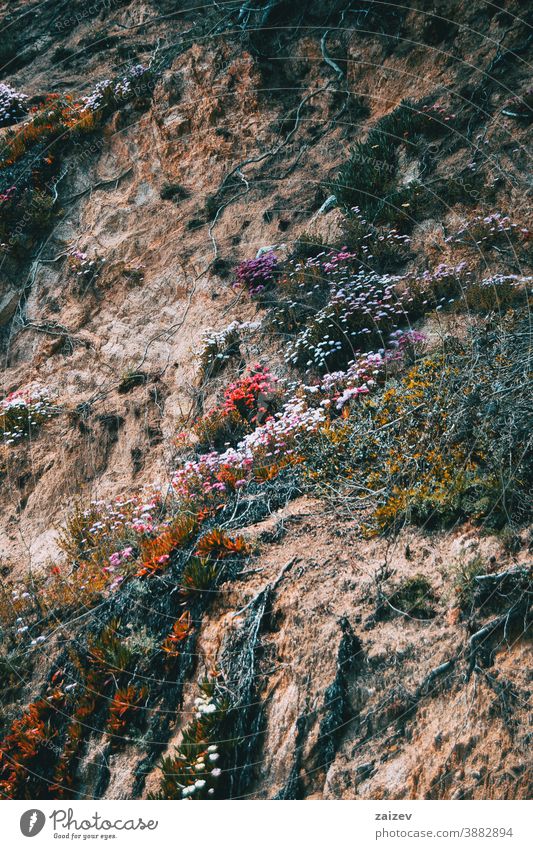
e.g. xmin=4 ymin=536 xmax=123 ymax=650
xmin=160 ymin=183 xmax=190 ymax=201
xmin=383 ymin=575 xmax=437 ymax=619
xmin=192 ymin=408 xmax=249 ymax=453
xmin=340 ymin=215 xmax=413 ymax=272
xmin=330 ymin=135 xmax=397 ymax=215
xmin=453 ymin=554 xmax=488 ymax=611
xmin=330 ymin=100 xmax=457 ymax=222
xmin=180 ymin=557 xmax=221 ymax=596
xmin=118 ymin=370 xmax=148 ymax=393
xmin=303 ymin=315 xmax=533 ymax=533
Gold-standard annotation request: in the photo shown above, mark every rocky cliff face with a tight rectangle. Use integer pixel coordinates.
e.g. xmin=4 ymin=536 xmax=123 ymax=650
xmin=0 ymin=1 xmax=531 ymax=800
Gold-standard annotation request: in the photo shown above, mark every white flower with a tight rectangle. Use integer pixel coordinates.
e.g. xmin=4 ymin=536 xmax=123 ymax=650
xmin=195 ymin=779 xmax=206 ymax=789
xmin=209 ymin=753 xmax=219 ymax=762
xmin=211 ymin=768 xmax=221 ymax=778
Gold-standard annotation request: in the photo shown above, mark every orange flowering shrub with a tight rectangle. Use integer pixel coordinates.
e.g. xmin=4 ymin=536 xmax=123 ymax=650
xmin=0 ymin=689 xmax=65 ymax=799
xmin=161 ymin=611 xmax=193 ymax=658
xmin=137 ymin=514 xmax=198 ymax=577
xmin=107 ymin=685 xmax=149 ymax=743
xmin=195 ymin=529 xmax=250 ymax=560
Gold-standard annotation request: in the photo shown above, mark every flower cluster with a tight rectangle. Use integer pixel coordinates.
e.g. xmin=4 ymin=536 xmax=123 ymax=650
xmin=317 ymin=351 xmax=395 ymax=411
xmin=172 ymin=448 xmax=254 ymax=502
xmin=107 ymin=546 xmax=134 ymax=571
xmin=57 ymin=493 xmax=163 ymax=572
xmin=416 ymin=103 xmax=456 ymax=135
xmin=233 ymin=251 xmax=278 ymax=294
xmin=284 ymin=271 xmax=409 ymax=370
xmin=154 ymin=680 xmax=228 ymax=800
xmin=173 ymin=383 xmax=333 ymax=503
xmin=343 ymin=208 xmax=412 ymax=271
xmin=479 ymin=273 xmax=532 ymax=290
xmin=113 ymin=64 xmax=150 ymax=100
xmin=82 ymin=79 xmax=114 ymax=112
xmin=320 ymin=247 xmax=359 ymax=273
xmin=181 ymin=364 xmax=281 ymax=453
xmin=68 ymin=248 xmax=105 ymax=289
xmin=198 ymin=320 xmax=260 ymax=378
xmin=172 ymin=336 xmax=426 ymax=501
xmin=89 ymin=496 xmax=161 ymax=537
xmin=1 ymin=94 xmax=95 ymax=170
xmin=405 ymin=261 xmax=470 ymax=310
xmin=83 ymin=65 xmax=150 ymax=112
xmin=223 ymin=364 xmax=277 ymax=422
xmin=0 ymin=386 xmax=56 ymax=444
xmin=300 ymin=330 xmax=424 ymax=412
xmin=241 ymin=396 xmax=326 ymax=455
xmin=445 ymin=213 xmax=529 ymax=247
xmin=0 ymin=82 xmax=28 ymax=127
xmin=0 ymin=186 xmax=16 ymax=204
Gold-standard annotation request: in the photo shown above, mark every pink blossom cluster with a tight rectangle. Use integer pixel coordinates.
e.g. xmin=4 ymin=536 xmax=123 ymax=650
xmin=291 ymin=247 xmax=358 ymax=277
xmin=241 ymin=397 xmax=327 ymax=455
xmin=172 ymin=397 xmax=331 ymax=501
xmin=172 ymin=330 xmax=428 ymax=500
xmin=172 ymin=448 xmax=254 ymax=500
xmin=315 ymin=351 xmax=393 ymax=410
xmin=84 ymin=494 xmax=161 ymax=538
xmin=234 ymin=251 xmax=279 ymax=294
xmin=306 ymin=332 xmax=424 ymax=411
xmin=320 ymin=247 xmax=359 ymax=273
xmin=106 ymin=546 xmax=134 ymax=572
xmin=1 ymin=386 xmax=51 ymax=408
xmin=0 ymin=186 xmax=16 ymax=204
